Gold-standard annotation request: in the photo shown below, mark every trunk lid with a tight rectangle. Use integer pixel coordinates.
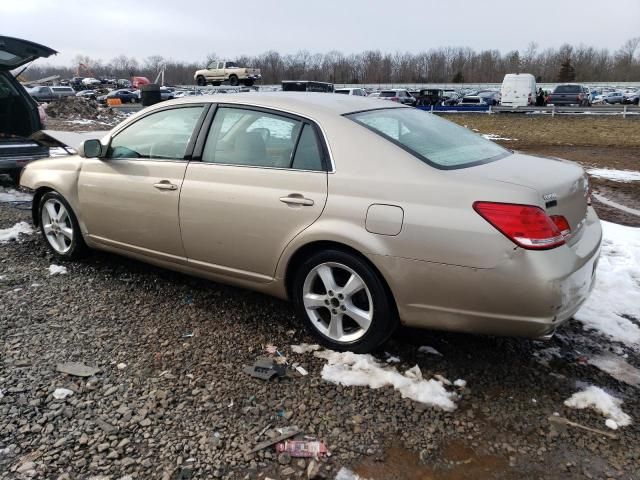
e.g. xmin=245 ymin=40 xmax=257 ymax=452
xmin=461 ymin=152 xmax=589 ymax=236
xmin=0 ymin=36 xmax=57 ymax=70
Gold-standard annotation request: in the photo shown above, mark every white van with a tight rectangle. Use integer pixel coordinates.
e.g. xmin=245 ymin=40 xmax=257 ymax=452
xmin=500 ymin=73 xmax=536 ymax=107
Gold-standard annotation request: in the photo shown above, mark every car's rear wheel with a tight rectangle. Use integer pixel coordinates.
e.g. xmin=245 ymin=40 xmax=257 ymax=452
xmin=229 ymin=75 xmax=239 ymax=86
xmin=292 ymin=249 xmax=397 ymax=353
xmin=39 ymin=191 xmax=85 ymax=259
xmin=196 ymin=76 xmax=206 ymax=86
xmin=244 ymin=79 xmax=255 ymax=87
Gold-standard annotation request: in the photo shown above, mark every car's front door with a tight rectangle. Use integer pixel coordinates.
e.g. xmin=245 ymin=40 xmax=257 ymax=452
xmin=179 ymin=105 xmax=329 ymax=282
xmin=78 ymin=105 xmax=207 ymax=260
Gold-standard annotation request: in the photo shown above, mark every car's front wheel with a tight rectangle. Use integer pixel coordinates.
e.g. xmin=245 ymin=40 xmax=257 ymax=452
xmin=196 ymin=76 xmax=206 ymax=86
xmin=38 ymin=191 xmax=85 ymax=259
xmin=292 ymin=249 xmax=397 ymax=353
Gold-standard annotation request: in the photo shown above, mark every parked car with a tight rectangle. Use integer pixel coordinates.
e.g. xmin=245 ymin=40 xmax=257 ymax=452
xmin=76 ymin=90 xmax=97 ymax=100
xmin=547 ymin=84 xmax=590 ymax=106
xmin=0 ymin=35 xmax=54 ymax=183
xmin=415 ymin=89 xmax=447 ymax=106
xmin=97 ymin=89 xmax=138 ymax=104
xmin=334 ymin=88 xmax=367 ymax=96
xmin=458 ymin=95 xmax=488 ymax=106
xmin=378 ymin=89 xmax=416 ymax=106
xmin=27 ymin=86 xmax=56 ymax=102
xmin=476 ymin=90 xmax=501 ymax=106
xmin=195 ymin=60 xmax=262 ymax=87
xmin=500 ymin=73 xmax=536 ymax=107
xmin=603 ymin=91 xmax=625 ymax=104
xmin=622 ymin=90 xmax=639 ymax=105
xmin=81 ymin=78 xmax=102 ymax=87
xmin=19 ymin=94 xmax=602 ymax=352
xmin=116 ymin=79 xmax=132 ymax=88
xmin=281 ymin=81 xmax=334 ymax=93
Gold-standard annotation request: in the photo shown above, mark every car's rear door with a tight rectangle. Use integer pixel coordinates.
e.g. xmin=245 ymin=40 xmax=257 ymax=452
xmin=78 ymin=104 xmax=208 ymax=261
xmin=179 ymin=105 xmax=329 ymax=282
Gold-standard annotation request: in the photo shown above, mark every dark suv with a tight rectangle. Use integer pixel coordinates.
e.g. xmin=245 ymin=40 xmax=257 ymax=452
xmin=547 ymin=84 xmax=591 ymax=106
xmin=0 ymin=36 xmax=56 ymax=183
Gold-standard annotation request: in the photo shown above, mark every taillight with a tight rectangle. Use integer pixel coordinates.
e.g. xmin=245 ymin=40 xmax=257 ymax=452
xmin=473 ymin=202 xmax=566 ymax=250
xmin=550 ymin=215 xmax=571 ymax=238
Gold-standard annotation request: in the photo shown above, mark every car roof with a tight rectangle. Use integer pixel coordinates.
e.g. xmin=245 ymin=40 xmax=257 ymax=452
xmin=147 ymin=92 xmax=406 ymax=117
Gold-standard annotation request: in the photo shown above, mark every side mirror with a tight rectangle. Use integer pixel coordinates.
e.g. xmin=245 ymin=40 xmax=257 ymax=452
xmin=79 ymin=139 xmax=103 ymax=158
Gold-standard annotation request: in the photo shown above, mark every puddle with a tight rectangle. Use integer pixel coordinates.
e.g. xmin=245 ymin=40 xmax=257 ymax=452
xmin=351 ymin=440 xmax=508 ymax=480
xmin=589 ymin=353 xmax=640 ymax=386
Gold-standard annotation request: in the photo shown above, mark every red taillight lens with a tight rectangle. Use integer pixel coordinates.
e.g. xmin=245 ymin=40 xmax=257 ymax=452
xmin=473 ymin=202 xmax=565 ymax=250
xmin=550 ymin=215 xmax=571 ymax=237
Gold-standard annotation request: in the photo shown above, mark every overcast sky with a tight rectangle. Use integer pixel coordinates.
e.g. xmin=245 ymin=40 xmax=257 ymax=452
xmin=3 ymin=0 xmax=639 ymax=66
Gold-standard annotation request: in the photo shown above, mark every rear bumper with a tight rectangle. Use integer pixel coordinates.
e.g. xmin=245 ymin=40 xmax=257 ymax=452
xmin=370 ymin=207 xmax=602 ymax=338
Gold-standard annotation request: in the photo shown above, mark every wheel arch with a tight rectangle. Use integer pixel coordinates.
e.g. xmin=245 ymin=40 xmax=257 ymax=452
xmin=283 ymin=240 xmax=398 ymax=317
xmin=31 ymin=186 xmax=54 ymax=226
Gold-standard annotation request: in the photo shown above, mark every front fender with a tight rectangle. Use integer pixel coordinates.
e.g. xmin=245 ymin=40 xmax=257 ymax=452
xmin=20 ymin=156 xmax=85 ymax=232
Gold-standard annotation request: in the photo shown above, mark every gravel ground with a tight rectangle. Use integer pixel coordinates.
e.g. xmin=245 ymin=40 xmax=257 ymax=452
xmin=1 ymin=186 xmax=639 ymax=480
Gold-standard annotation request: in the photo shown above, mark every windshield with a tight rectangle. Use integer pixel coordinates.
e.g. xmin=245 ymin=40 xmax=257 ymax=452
xmin=346 ymin=108 xmax=509 ymax=169
xmin=380 ymin=91 xmax=397 ymax=97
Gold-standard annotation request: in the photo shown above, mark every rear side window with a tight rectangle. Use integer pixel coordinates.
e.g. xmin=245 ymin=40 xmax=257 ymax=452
xmin=380 ymin=91 xmax=396 ymax=97
xmin=291 ymin=124 xmax=323 ymax=171
xmin=202 ymin=107 xmax=325 ymax=171
xmin=347 ymin=107 xmax=509 ymax=169
xmin=107 ymin=106 xmax=204 ymax=160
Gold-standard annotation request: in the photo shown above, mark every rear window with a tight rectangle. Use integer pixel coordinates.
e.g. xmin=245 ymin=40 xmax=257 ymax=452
xmin=335 ymin=90 xmax=349 ymax=95
xmin=346 ymin=108 xmax=509 ymax=169
xmin=380 ymin=91 xmax=397 ymax=97
xmin=554 ymin=85 xmax=581 ymax=93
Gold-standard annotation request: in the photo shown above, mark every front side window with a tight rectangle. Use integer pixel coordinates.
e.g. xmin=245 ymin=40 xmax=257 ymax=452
xmin=347 ymin=108 xmax=509 ymax=169
xmin=107 ymin=106 xmax=204 ymax=160
xmin=202 ymin=107 xmax=325 ymax=170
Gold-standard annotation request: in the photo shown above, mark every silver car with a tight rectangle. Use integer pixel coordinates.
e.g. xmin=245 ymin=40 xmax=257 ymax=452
xmin=19 ymin=93 xmax=602 ymax=352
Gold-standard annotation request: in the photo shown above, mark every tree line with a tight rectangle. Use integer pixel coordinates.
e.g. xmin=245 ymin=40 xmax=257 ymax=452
xmin=23 ymin=38 xmax=640 ymax=86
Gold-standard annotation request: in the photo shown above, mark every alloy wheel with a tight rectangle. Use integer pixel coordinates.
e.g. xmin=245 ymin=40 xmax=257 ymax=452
xmin=41 ymin=198 xmax=73 ymax=254
xmin=302 ymin=262 xmax=373 ymax=343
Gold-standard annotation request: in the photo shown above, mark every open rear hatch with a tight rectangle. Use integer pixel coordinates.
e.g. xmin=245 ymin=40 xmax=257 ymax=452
xmin=0 ymin=36 xmax=57 ymax=70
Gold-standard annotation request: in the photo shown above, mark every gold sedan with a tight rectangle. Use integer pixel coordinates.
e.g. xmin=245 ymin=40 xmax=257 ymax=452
xmin=20 ymin=93 xmax=601 ymax=352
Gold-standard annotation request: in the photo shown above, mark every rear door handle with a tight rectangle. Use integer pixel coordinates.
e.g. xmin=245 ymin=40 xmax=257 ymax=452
xmin=279 ymin=195 xmax=314 ymax=206
xmin=153 ymin=181 xmax=178 ymax=191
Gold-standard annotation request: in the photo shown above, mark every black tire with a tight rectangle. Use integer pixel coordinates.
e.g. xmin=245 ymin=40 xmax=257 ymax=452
xmin=292 ymin=249 xmax=397 ymax=353
xmin=38 ymin=191 xmax=86 ymax=259
xmin=196 ymin=76 xmax=206 ymax=86
xmin=228 ymin=75 xmax=239 ymax=86
xmin=243 ymin=79 xmax=255 ymax=87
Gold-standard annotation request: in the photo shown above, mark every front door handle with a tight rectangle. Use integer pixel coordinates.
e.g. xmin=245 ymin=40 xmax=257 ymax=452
xmin=153 ymin=181 xmax=178 ymax=191
xmin=279 ymin=194 xmax=314 ymax=206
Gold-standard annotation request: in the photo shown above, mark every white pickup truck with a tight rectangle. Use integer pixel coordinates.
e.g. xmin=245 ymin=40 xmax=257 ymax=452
xmin=194 ymin=61 xmax=261 ymax=87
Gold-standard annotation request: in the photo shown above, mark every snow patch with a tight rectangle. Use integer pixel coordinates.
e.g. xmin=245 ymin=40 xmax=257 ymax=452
xmin=49 ymin=265 xmax=68 ymax=276
xmin=482 ymin=133 xmax=517 ymax=141
xmin=564 ymin=385 xmax=631 ymax=428
xmin=588 ymin=354 xmax=640 ymax=386
xmin=574 ymin=221 xmax=640 ymax=347
xmin=587 ymin=168 xmax=640 ymax=183
xmin=290 ymin=343 xmax=321 ymax=354
xmin=0 ymin=222 xmax=33 ymax=243
xmin=418 ymin=345 xmax=442 ymax=356
xmin=314 ymin=350 xmax=459 ymax=411
xmin=0 ymin=187 xmax=33 ymax=202
xmin=52 ymin=388 xmax=74 ymax=400
xmin=453 ymin=379 xmax=467 ymax=388
xmin=335 ymin=468 xmax=370 ymax=480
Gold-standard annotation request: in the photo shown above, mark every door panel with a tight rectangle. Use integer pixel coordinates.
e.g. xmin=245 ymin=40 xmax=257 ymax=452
xmin=179 ymin=164 xmax=327 ymax=279
xmin=78 ymin=159 xmax=187 ymax=258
